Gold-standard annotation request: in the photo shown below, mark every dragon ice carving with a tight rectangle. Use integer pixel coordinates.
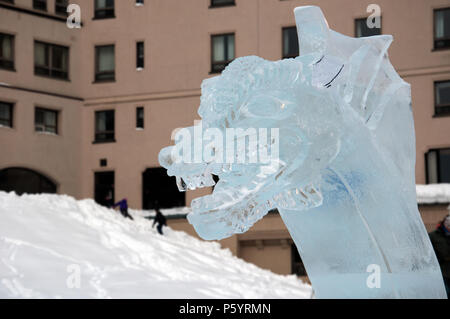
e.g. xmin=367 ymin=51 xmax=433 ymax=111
xmin=159 ymin=6 xmax=447 ymax=298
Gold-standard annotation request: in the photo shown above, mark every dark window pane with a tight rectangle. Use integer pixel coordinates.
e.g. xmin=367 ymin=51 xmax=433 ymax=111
xmin=142 ymin=168 xmax=185 ymax=209
xmin=35 ymin=108 xmax=58 ymax=134
xmin=282 ymin=27 xmax=299 ymax=58
xmin=55 ymin=0 xmax=68 ymax=15
xmin=95 ymin=110 xmax=115 ymax=142
xmin=34 ymin=41 xmax=69 ymax=80
xmin=0 ymin=101 xmax=13 ymax=127
xmin=96 ymin=45 xmax=115 ymax=81
xmin=210 ymin=0 xmax=234 ymax=7
xmin=435 ymin=81 xmax=450 ymax=116
xmin=136 ymin=42 xmax=144 ymax=69
xmin=33 ymin=0 xmax=47 ymax=11
xmin=0 ymin=33 xmax=14 ymax=70
xmin=439 ymin=149 xmax=450 ymax=183
xmin=355 ymin=17 xmax=381 ymax=37
xmin=434 ymin=8 xmax=450 ymax=49
xmin=136 ymin=107 xmax=144 ymax=128
xmin=211 ymin=34 xmax=234 ymax=73
xmin=95 ymin=0 xmax=115 ymax=19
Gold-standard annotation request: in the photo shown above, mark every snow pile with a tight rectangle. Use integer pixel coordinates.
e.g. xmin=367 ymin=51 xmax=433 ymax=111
xmin=0 ymin=192 xmax=312 ymax=299
xmin=416 ymin=184 xmax=450 ymax=205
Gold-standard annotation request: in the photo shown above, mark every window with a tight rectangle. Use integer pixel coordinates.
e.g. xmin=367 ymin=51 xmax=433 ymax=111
xmin=55 ymin=0 xmax=68 ymax=15
xmin=136 ymin=0 xmax=143 ymax=5
xmin=95 ymin=45 xmax=115 ymax=82
xmin=0 ymin=33 xmax=14 ymax=71
xmin=0 ymin=101 xmax=13 ymax=128
xmin=426 ymin=148 xmax=450 ymax=184
xmin=136 ymin=107 xmax=144 ymax=129
xmin=435 ymin=81 xmax=450 ymax=116
xmin=282 ymin=27 xmax=299 ymax=59
xmin=435 ymin=8 xmax=450 ymax=50
xmin=211 ymin=33 xmax=235 ymax=73
xmin=94 ymin=0 xmax=115 ymax=19
xmin=210 ymin=0 xmax=235 ymax=8
xmin=34 ymin=41 xmax=69 ymax=80
xmin=355 ymin=17 xmax=382 ymax=37
xmin=95 ymin=110 xmax=115 ymax=143
xmin=136 ymin=41 xmax=144 ymax=69
xmin=33 ymin=0 xmax=47 ymax=11
xmin=35 ymin=107 xmax=58 ymax=134
xmin=0 ymin=0 xmax=14 ymax=3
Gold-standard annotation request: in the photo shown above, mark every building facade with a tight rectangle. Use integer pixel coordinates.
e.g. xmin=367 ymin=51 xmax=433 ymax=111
xmin=1 ymin=0 xmax=449 ymax=277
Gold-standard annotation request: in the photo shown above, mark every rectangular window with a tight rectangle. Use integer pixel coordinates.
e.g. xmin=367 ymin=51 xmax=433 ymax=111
xmin=136 ymin=41 xmax=144 ymax=69
xmin=55 ymin=0 xmax=68 ymax=15
xmin=34 ymin=41 xmax=69 ymax=80
xmin=355 ymin=17 xmax=382 ymax=37
xmin=426 ymin=148 xmax=450 ymax=184
xmin=435 ymin=81 xmax=450 ymax=116
xmin=35 ymin=107 xmax=58 ymax=134
xmin=33 ymin=0 xmax=47 ymax=11
xmin=95 ymin=110 xmax=115 ymax=143
xmin=434 ymin=8 xmax=450 ymax=50
xmin=95 ymin=45 xmax=115 ymax=82
xmin=210 ymin=0 xmax=235 ymax=8
xmin=0 ymin=101 xmax=13 ymax=128
xmin=136 ymin=107 xmax=144 ymax=129
xmin=0 ymin=33 xmax=14 ymax=71
xmin=211 ymin=33 xmax=235 ymax=73
xmin=136 ymin=0 xmax=144 ymax=5
xmin=282 ymin=27 xmax=299 ymax=59
xmin=94 ymin=0 xmax=115 ymax=19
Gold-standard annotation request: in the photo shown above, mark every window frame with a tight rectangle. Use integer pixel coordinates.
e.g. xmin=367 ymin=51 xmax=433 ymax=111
xmin=34 ymin=40 xmax=69 ymax=80
xmin=33 ymin=0 xmax=47 ymax=11
xmin=209 ymin=0 xmax=235 ymax=8
xmin=433 ymin=7 xmax=450 ymax=50
xmin=55 ymin=0 xmax=68 ymax=16
xmin=94 ymin=0 xmax=115 ymax=20
xmin=282 ymin=26 xmax=299 ymax=59
xmin=0 ymin=101 xmax=13 ymax=128
xmin=136 ymin=106 xmax=144 ymax=129
xmin=425 ymin=148 xmax=450 ymax=184
xmin=354 ymin=17 xmax=382 ymax=38
xmin=0 ymin=32 xmax=15 ymax=71
xmin=210 ymin=33 xmax=235 ymax=74
xmin=35 ymin=107 xmax=58 ymax=135
xmin=434 ymin=80 xmax=450 ymax=116
xmin=95 ymin=44 xmax=115 ymax=82
xmin=94 ymin=110 xmax=115 ymax=143
xmin=136 ymin=41 xmax=144 ymax=69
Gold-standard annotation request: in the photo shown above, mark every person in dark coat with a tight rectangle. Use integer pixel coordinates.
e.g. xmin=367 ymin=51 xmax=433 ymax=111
xmin=152 ymin=203 xmax=167 ymax=235
xmin=113 ymin=198 xmax=134 ymax=220
xmin=429 ymin=214 xmax=450 ymax=298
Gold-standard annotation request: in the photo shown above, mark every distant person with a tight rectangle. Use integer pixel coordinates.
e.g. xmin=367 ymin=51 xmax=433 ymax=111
xmin=429 ymin=214 xmax=450 ymax=297
xmin=113 ymin=198 xmax=134 ymax=220
xmin=152 ymin=202 xmax=167 ymax=235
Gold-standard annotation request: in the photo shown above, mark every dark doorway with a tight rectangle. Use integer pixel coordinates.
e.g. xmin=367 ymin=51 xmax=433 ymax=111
xmin=291 ymin=243 xmax=307 ymax=276
xmin=94 ymin=171 xmax=114 ymax=207
xmin=0 ymin=167 xmax=57 ymax=195
xmin=142 ymin=167 xmax=185 ymax=209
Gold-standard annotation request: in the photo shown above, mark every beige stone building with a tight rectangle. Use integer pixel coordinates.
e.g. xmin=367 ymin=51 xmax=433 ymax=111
xmin=0 ymin=0 xmax=449 ymax=277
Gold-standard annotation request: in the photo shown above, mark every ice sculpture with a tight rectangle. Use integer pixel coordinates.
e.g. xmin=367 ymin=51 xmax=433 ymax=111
xmin=159 ymin=6 xmax=447 ymax=298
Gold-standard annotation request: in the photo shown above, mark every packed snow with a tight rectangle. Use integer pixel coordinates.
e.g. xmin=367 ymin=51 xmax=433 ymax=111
xmin=416 ymin=184 xmax=450 ymax=205
xmin=0 ymin=192 xmax=312 ymax=299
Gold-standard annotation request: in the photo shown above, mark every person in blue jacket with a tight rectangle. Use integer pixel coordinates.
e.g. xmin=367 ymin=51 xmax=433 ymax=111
xmin=113 ymin=198 xmax=134 ymax=220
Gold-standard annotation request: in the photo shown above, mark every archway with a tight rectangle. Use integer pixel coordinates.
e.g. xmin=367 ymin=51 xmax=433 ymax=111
xmin=0 ymin=167 xmax=57 ymax=195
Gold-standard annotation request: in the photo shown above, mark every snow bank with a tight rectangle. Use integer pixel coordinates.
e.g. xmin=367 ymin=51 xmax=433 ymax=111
xmin=416 ymin=184 xmax=450 ymax=205
xmin=0 ymin=192 xmax=312 ymax=299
